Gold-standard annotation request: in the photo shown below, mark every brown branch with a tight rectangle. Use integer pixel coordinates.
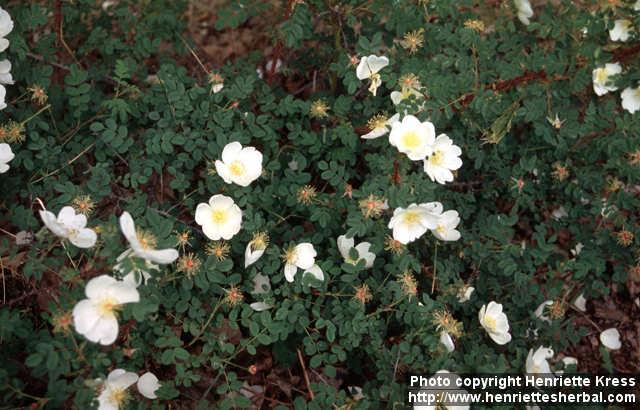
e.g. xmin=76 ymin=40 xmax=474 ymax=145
xmin=612 ymin=43 xmax=640 ymax=63
xmin=296 ymin=348 xmax=314 ymax=400
xmin=454 ymin=69 xmax=551 ymax=110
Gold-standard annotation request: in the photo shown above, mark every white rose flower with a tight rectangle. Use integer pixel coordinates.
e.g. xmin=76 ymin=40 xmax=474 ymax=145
xmin=137 ymin=372 xmax=160 ymax=399
xmin=609 ymin=19 xmax=634 ymax=42
xmin=244 ymin=232 xmax=269 ymax=268
xmin=388 ymin=202 xmax=441 ymax=245
xmin=423 ymin=134 xmax=462 ymax=184
xmin=389 ymin=115 xmax=435 ymax=161
xmin=526 ymin=346 xmax=554 ymax=373
xmin=39 ymin=206 xmax=97 ymax=248
xmin=97 ymin=369 xmax=139 ymax=410
xmin=514 ymin=0 xmax=533 ymax=25
xmin=72 ymin=275 xmax=139 ymax=345
xmin=0 ymin=84 xmax=6 ymax=110
xmin=534 ymin=300 xmax=554 ymax=323
xmin=282 ymin=242 xmax=323 ymax=282
xmin=570 ymin=242 xmax=584 ymax=257
xmin=479 ymin=301 xmax=512 ymax=345
xmin=194 ymin=194 xmax=243 ymax=240
xmin=337 ymin=234 xmax=375 ymax=268
xmin=362 ymin=113 xmax=399 ymax=139
xmin=282 ymin=242 xmax=316 ymax=282
xmin=0 ymin=59 xmax=13 ymax=85
xmin=600 ymin=328 xmax=621 ymax=350
xmin=621 ymin=85 xmax=640 ymax=114
xmin=573 ymin=293 xmax=587 ymax=312
xmin=592 ymin=63 xmax=622 ymax=96
xmin=390 ymin=87 xmax=422 ymax=105
xmin=457 ymin=286 xmax=474 ymax=303
xmin=431 ymin=210 xmax=461 ymax=241
xmin=214 ymin=142 xmax=263 ymax=187
xmin=0 ymin=142 xmax=14 ymax=173
xmin=119 ymin=211 xmax=179 ymax=264
xmin=0 ymin=7 xmax=13 ymax=53
xmin=356 ymin=55 xmax=389 ymax=96
xmin=440 ymin=331 xmax=455 ymax=352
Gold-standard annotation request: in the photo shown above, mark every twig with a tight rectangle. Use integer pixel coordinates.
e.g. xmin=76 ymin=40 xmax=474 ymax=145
xmin=430 ymin=242 xmax=438 ymax=294
xmin=296 ymin=348 xmax=315 ymax=400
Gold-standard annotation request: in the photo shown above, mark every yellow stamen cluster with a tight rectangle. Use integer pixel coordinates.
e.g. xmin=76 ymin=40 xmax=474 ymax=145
xmin=206 ymin=241 xmax=230 ymax=261
xmin=551 ymin=163 xmax=569 ymax=182
xmin=398 ymin=271 xmax=417 ymax=298
xmin=384 ymin=235 xmax=405 ymax=255
xmin=549 ymin=301 xmax=566 ymax=320
xmin=615 ymin=230 xmax=634 ymax=247
xmin=28 ymin=84 xmax=48 ymax=105
xmin=309 ymin=99 xmax=330 ymax=119
xmin=606 ymin=177 xmax=624 ymax=193
xmin=0 ymin=121 xmax=25 ymax=143
xmin=177 ymin=253 xmax=201 ymax=276
xmin=208 ymin=72 xmax=224 ymax=85
xmin=464 ymin=19 xmax=485 ymax=33
xmin=359 ymin=194 xmax=387 ymax=219
xmin=98 ymin=297 xmax=120 ymax=315
xmin=297 ymin=185 xmax=317 ymax=204
xmin=398 ymin=73 xmax=421 ymax=91
xmin=282 ymin=245 xmax=298 ymax=264
xmin=52 ymin=311 xmax=73 ymax=334
xmin=136 ymin=229 xmax=157 ymax=250
xmin=366 ymin=113 xmax=389 ymax=131
xmin=353 ymin=284 xmax=373 ymax=305
xmin=432 ymin=310 xmax=463 ymax=338
xmin=175 ymin=230 xmax=191 ymax=248
xmin=400 ymin=29 xmax=425 ymax=54
xmin=343 ymin=183 xmax=353 ymax=199
xmin=224 ymin=285 xmax=244 ymax=307
xmin=108 ymin=388 xmax=128 ymax=407
xmin=250 ymin=231 xmax=269 ymax=251
xmin=627 ymin=150 xmax=640 ymax=166
xmin=72 ymin=195 xmax=95 ymax=215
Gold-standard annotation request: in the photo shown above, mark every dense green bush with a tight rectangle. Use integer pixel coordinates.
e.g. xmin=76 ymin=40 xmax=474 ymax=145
xmin=1 ymin=0 xmax=639 ymax=409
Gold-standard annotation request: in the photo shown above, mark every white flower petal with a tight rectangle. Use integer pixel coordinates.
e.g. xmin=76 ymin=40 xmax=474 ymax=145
xmin=137 ymin=372 xmax=160 ymax=399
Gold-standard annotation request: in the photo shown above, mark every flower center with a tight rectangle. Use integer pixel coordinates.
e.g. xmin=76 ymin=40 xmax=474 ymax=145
xmin=402 ymin=210 xmax=421 ymax=225
xmin=367 ymin=114 xmax=388 ymax=131
xmin=211 ymin=209 xmax=228 ymax=224
xmin=401 ymin=131 xmax=421 ymax=149
xmin=429 ymin=150 xmax=444 ymax=166
xmin=596 ymin=69 xmax=608 ymax=84
xmin=109 ymin=388 xmax=127 ymax=406
xmin=229 ymin=160 xmax=245 ymax=176
xmin=283 ymin=247 xmax=297 ymax=264
xmin=136 ymin=229 xmax=157 ymax=250
xmin=484 ymin=316 xmax=497 ymax=332
xmin=345 ymin=253 xmax=359 ymax=265
xmin=98 ymin=297 xmax=119 ymax=315
xmin=436 ymin=224 xmax=446 ymax=234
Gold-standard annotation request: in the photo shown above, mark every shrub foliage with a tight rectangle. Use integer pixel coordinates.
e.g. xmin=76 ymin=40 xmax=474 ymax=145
xmin=1 ymin=0 xmax=639 ymax=409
